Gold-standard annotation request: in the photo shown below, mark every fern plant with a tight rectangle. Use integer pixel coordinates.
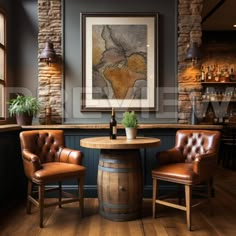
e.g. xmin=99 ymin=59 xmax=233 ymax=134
xmin=121 ymin=111 xmax=138 ymax=128
xmin=8 ymin=95 xmax=40 ymax=117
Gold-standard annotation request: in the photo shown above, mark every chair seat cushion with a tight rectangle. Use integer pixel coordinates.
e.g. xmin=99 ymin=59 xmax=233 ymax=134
xmin=152 ymin=163 xmax=199 ymax=185
xmin=33 ymin=162 xmax=86 ymax=184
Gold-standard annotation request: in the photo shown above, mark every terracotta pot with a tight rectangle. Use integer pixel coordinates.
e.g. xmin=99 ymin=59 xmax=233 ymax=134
xmin=16 ymin=113 xmax=33 ymax=125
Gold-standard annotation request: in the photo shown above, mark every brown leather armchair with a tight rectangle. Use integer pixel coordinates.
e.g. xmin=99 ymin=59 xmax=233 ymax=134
xmin=152 ymin=130 xmax=221 ymax=231
xmin=19 ymin=130 xmax=86 ymax=227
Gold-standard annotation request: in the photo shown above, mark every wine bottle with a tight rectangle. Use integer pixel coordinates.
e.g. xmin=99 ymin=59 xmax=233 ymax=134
xmin=110 ymin=108 xmax=117 ymax=139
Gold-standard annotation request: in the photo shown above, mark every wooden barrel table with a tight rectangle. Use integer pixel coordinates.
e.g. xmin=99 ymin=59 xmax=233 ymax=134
xmin=80 ymin=136 xmax=160 ymax=221
xmin=98 ymin=149 xmax=143 ymax=221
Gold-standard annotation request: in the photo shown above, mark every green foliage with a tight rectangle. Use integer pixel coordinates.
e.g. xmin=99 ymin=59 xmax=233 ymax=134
xmin=121 ymin=111 xmax=138 ymax=128
xmin=8 ymin=95 xmax=40 ymax=117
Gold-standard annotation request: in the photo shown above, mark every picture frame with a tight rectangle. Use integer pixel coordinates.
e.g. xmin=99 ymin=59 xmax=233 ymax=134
xmin=81 ymin=12 xmax=158 ymax=111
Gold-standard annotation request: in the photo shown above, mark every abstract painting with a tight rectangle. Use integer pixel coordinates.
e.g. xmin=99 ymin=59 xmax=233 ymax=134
xmin=81 ymin=13 xmax=158 ymax=111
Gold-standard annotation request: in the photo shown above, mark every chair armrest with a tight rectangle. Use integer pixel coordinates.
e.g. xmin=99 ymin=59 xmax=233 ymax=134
xmin=193 ymin=152 xmax=217 ymax=180
xmin=22 ymin=150 xmax=41 ymax=178
xmin=58 ymin=147 xmax=84 ymax=165
xmin=156 ymin=147 xmax=184 ymax=166
xmin=22 ymin=149 xmax=40 ymax=162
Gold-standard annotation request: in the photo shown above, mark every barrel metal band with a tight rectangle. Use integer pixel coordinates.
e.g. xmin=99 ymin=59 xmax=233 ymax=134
xmin=99 ymin=157 xmax=129 ymax=164
xmin=99 ymin=201 xmax=139 ymax=209
xmin=98 ymin=165 xmax=137 ymax=173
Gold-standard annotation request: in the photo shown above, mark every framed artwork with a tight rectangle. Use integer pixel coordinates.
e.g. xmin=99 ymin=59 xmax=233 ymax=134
xmin=81 ymin=12 xmax=158 ymax=111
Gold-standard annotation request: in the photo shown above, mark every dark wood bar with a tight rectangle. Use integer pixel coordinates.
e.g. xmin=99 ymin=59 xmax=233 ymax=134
xmin=21 ymin=123 xmax=223 ymax=130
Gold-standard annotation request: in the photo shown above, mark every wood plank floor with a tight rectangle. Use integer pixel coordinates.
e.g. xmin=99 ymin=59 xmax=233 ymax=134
xmin=1 ymin=167 xmax=236 ymax=236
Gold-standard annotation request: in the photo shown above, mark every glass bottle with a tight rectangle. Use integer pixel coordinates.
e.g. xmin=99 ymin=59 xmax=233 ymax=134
xmin=230 ymin=68 xmax=236 ymax=81
xmin=225 ymin=67 xmax=230 ymax=82
xmin=206 ymin=66 xmax=212 ymax=82
xmin=214 ymin=64 xmax=220 ymax=82
xmin=201 ymin=65 xmax=205 ymax=82
xmin=110 ymin=108 xmax=117 ymax=139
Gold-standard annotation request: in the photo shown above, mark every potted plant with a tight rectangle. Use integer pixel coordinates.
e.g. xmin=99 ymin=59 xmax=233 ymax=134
xmin=8 ymin=95 xmax=40 ymax=125
xmin=121 ymin=111 xmax=138 ymax=139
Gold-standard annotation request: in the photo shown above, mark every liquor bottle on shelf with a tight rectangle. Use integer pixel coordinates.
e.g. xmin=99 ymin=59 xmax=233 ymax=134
xmin=206 ymin=66 xmax=212 ymax=82
xmin=201 ymin=65 xmax=205 ymax=82
xmin=110 ymin=108 xmax=117 ymax=139
xmin=218 ymin=111 xmax=223 ymax=124
xmin=230 ymin=68 xmax=236 ymax=81
xmin=214 ymin=64 xmax=220 ymax=82
xmin=206 ymin=106 xmax=215 ymax=124
xmin=223 ymin=112 xmax=230 ymax=124
xmin=225 ymin=67 xmax=230 ymax=82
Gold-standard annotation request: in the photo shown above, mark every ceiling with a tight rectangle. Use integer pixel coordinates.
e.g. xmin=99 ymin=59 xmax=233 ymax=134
xmin=202 ymin=0 xmax=236 ymax=31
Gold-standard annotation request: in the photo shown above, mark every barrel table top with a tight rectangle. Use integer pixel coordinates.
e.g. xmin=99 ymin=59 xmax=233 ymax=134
xmin=80 ymin=136 xmax=161 ymax=150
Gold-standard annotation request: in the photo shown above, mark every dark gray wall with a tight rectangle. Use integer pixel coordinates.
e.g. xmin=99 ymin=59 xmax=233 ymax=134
xmin=64 ymin=0 xmax=178 ymax=124
xmin=11 ymin=0 xmax=38 ymax=98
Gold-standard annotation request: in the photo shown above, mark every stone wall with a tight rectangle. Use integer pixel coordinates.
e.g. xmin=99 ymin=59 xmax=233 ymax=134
xmin=37 ymin=0 xmax=203 ymax=124
xmin=178 ymin=0 xmax=203 ymax=124
xmin=38 ymin=0 xmax=62 ymax=124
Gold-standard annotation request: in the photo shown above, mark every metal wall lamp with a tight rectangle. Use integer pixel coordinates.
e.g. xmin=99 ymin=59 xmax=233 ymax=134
xmin=186 ymin=42 xmax=201 ymax=65
xmin=39 ymin=41 xmax=57 ymax=65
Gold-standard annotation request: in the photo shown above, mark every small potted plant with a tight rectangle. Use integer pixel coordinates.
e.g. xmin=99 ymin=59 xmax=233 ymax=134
xmin=8 ymin=95 xmax=40 ymax=125
xmin=121 ymin=111 xmax=138 ymax=139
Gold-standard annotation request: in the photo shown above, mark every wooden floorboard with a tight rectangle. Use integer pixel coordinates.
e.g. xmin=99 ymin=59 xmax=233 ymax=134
xmin=1 ymin=167 xmax=236 ymax=236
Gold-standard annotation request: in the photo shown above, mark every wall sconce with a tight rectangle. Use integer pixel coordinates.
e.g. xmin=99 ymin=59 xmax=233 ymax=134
xmin=186 ymin=42 xmax=201 ymax=65
xmin=39 ymin=41 xmax=57 ymax=65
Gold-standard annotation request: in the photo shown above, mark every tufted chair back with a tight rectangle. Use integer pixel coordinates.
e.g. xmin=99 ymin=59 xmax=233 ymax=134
xmin=175 ymin=130 xmax=220 ymax=163
xmin=20 ymin=130 xmax=64 ymax=164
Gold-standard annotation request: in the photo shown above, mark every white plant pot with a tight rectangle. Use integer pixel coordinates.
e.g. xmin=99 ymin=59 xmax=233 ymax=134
xmin=125 ymin=128 xmax=137 ymax=140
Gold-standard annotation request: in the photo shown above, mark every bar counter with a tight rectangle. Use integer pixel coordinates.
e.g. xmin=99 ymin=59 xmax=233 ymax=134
xmin=0 ymin=124 xmax=21 ymax=132
xmin=21 ymin=123 xmax=223 ymax=130
xmin=0 ymin=123 xmax=223 ymax=133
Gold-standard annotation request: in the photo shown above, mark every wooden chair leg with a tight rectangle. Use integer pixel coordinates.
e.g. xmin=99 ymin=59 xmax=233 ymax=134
xmin=207 ymin=180 xmax=213 ymax=216
xmin=58 ymin=181 xmax=62 ymax=208
xmin=78 ymin=177 xmax=84 ymax=217
xmin=27 ymin=180 xmax=33 ymax=214
xmin=152 ymin=178 xmax=157 ymax=218
xmin=39 ymin=185 xmax=45 ymax=228
xmin=178 ymin=184 xmax=182 ymax=205
xmin=210 ymin=177 xmax=215 ymax=197
xmin=185 ymin=185 xmax=192 ymax=231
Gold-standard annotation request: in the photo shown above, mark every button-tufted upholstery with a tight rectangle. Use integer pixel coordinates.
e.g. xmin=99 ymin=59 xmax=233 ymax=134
xmin=20 ymin=130 xmax=86 ymax=228
xmin=152 ymin=130 xmax=221 ymax=231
